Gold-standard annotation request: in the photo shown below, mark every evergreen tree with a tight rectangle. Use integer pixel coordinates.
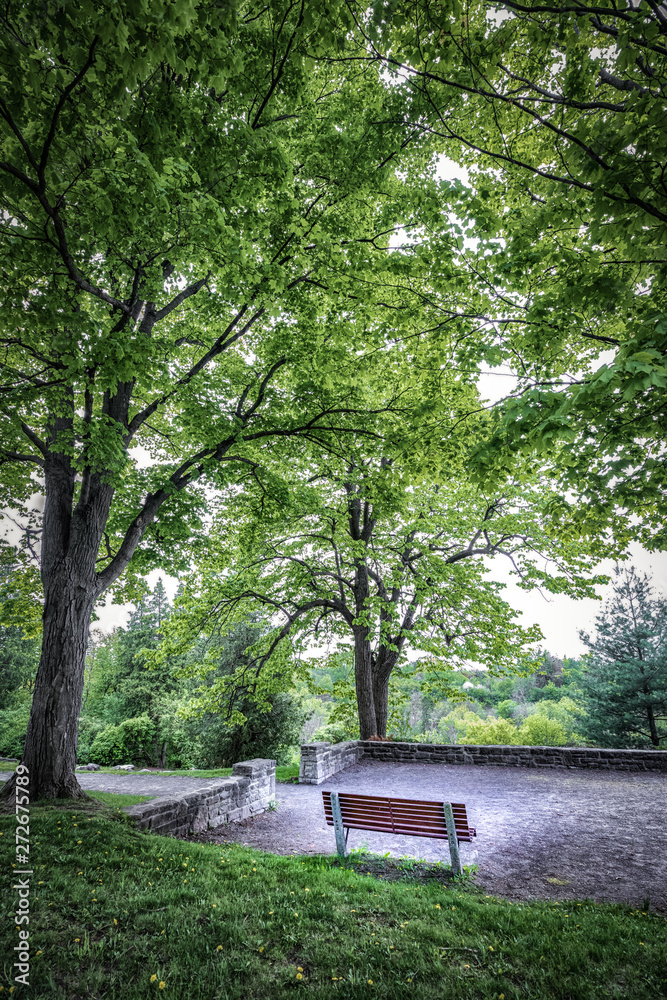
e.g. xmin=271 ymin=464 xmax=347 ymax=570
xmin=577 ymin=568 xmax=667 ymax=748
xmin=177 ymin=617 xmax=307 ymax=766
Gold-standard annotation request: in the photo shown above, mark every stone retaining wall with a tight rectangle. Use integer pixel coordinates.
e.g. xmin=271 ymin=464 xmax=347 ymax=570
xmin=298 ymin=741 xmax=665 ymax=783
xmin=124 ymin=759 xmax=276 ymax=836
xmin=299 ymin=741 xmax=364 ymax=784
xmin=359 ymin=741 xmax=666 ymax=770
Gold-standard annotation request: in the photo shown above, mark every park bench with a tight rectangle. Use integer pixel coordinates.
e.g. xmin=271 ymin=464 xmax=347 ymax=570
xmin=322 ymin=790 xmax=476 ymax=876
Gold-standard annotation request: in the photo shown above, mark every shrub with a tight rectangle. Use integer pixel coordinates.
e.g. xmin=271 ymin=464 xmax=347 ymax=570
xmin=517 ymin=714 xmax=568 ymax=746
xmin=458 ymin=716 xmax=519 ymax=745
xmin=0 ymin=703 xmax=30 ymax=758
xmin=89 ymin=714 xmax=156 ymax=766
xmin=77 ymin=716 xmax=107 ymax=763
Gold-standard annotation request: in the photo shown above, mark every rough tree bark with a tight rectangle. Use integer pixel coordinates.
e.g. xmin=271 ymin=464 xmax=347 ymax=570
xmin=1 ymin=387 xmax=150 ymax=801
xmin=354 ymin=625 xmax=377 ymax=740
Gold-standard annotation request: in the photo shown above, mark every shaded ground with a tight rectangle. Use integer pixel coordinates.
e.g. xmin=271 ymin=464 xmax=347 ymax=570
xmin=191 ymin=759 xmax=667 ymax=913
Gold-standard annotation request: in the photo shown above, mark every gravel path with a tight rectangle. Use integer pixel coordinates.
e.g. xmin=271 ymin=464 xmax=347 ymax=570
xmin=6 ymin=762 xmax=666 ymax=911
xmin=74 ymin=773 xmax=226 ymax=796
xmin=197 ymin=760 xmax=667 ymax=912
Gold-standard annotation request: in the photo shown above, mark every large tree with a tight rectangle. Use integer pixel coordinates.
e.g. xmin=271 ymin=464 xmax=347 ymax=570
xmin=0 ymin=0 xmax=481 ymax=798
xmin=362 ymin=0 xmax=667 ymax=546
xmin=577 ymin=566 xmax=667 ymax=748
xmin=160 ymin=433 xmax=608 ymax=739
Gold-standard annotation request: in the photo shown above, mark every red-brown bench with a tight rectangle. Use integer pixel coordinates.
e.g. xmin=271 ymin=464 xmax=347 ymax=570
xmin=322 ymin=790 xmax=476 ymax=876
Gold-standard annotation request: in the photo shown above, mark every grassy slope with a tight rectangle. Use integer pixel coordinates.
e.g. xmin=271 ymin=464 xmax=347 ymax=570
xmin=1 ymin=801 xmax=665 ymax=1000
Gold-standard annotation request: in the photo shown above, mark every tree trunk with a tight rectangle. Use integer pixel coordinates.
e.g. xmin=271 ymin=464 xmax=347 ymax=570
xmin=354 ymin=628 xmax=377 ymax=739
xmin=646 ymin=698 xmax=660 ymax=746
xmin=5 ymin=577 xmax=96 ymax=800
xmin=1 ymin=422 xmax=117 ymax=802
xmin=372 ymin=672 xmax=389 ymax=738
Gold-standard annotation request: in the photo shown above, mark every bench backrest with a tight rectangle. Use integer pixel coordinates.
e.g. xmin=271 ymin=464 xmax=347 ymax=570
xmin=322 ymin=790 xmax=475 ymax=842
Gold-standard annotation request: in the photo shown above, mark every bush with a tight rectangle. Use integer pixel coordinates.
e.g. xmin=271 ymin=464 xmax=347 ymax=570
xmin=77 ymin=716 xmax=107 ymax=763
xmin=310 ymin=718 xmax=360 ymax=745
xmin=0 ymin=703 xmax=30 ymax=758
xmin=517 ymin=714 xmax=568 ymax=746
xmin=458 ymin=716 xmax=519 ymax=745
xmin=175 ymin=692 xmax=308 ymax=768
xmin=89 ymin=715 xmax=156 ymax=766
xmin=525 ymin=697 xmax=584 ymax=743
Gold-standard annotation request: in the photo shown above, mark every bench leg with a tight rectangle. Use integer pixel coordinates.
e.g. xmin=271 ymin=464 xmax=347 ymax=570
xmin=330 ymin=792 xmax=348 ymax=858
xmin=443 ymin=802 xmax=462 ymax=877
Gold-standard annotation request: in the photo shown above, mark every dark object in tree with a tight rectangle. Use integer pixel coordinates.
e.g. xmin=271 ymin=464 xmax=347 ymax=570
xmin=577 ymin=567 xmax=667 ymax=748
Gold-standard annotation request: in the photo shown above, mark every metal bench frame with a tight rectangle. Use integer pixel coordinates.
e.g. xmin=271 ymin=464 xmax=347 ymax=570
xmin=322 ymin=790 xmax=476 ymax=876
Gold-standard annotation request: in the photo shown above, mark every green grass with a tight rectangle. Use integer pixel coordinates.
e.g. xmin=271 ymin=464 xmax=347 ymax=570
xmin=0 ymin=802 xmax=665 ymax=999
xmin=87 ymin=791 xmax=155 ymax=808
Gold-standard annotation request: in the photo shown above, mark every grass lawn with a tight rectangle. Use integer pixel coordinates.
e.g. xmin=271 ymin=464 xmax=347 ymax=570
xmin=87 ymin=791 xmax=156 ymax=808
xmin=1 ymin=800 xmax=665 ymax=999
xmin=0 ymin=763 xmax=300 ymax=782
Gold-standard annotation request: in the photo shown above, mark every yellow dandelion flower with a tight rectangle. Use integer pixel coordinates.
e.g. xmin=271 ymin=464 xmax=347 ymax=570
xmin=296 ymin=973 xmax=303 ymax=981
xmin=74 ymin=938 xmax=80 ymax=943
xmin=151 ymin=975 xmax=157 ymax=982
xmin=259 ymin=947 xmax=264 ymax=953
xmin=216 ymin=945 xmax=223 ymax=951
xmin=294 ymin=912 xmax=298 ymax=916
xmin=35 ymin=950 xmax=42 ymax=956
xmin=297 ymin=967 xmax=303 ymax=972
xmin=159 ymin=982 xmax=165 ymax=990
xmin=489 ymin=945 xmax=494 ymax=951
xmin=434 ymin=904 xmax=440 ymax=909
xmin=113 ymin=919 xmax=118 ymax=926
xmin=368 ymin=980 xmax=373 ymax=985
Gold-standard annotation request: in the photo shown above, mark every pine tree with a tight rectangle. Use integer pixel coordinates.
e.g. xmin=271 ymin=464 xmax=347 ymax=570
xmin=577 ymin=568 xmax=667 ymax=748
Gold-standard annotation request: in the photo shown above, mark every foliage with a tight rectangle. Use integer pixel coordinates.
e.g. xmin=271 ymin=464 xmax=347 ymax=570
xmin=516 ymin=714 xmax=568 ymax=748
xmin=89 ymin=715 xmax=157 ymax=767
xmin=367 ymin=0 xmax=667 ymax=547
xmin=0 ymin=623 xmax=38 ymax=710
xmin=457 ymin=715 xmax=519 ymax=746
xmin=576 ymin=567 xmax=667 ymax=748
xmin=159 ymin=439 xmax=609 ymax=740
xmin=164 ymin=617 xmax=308 ymax=767
xmin=1 ymin=0 xmax=490 ymax=797
xmin=0 ymin=702 xmax=30 ymax=758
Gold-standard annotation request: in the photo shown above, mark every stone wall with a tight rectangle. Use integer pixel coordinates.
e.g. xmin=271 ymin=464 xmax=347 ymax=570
xmin=299 ymin=741 xmax=364 ymax=784
xmin=298 ymin=740 xmax=666 ymax=782
xmin=124 ymin=759 xmax=276 ymax=837
xmin=359 ymin=741 xmax=667 ymax=771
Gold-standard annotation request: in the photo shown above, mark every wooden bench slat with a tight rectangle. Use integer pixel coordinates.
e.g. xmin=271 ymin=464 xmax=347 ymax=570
xmin=322 ymin=791 xmax=476 ymax=842
xmin=322 ymin=790 xmax=476 ymax=873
